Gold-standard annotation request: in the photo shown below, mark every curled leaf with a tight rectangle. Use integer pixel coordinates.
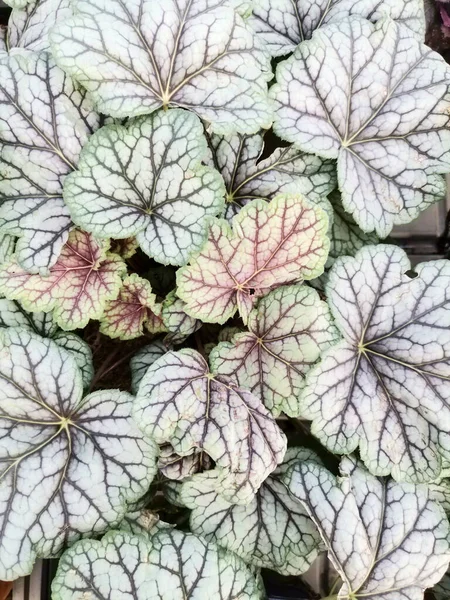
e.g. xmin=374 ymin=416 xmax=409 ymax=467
xmin=50 ymin=0 xmax=273 ymax=134
xmin=270 ymin=17 xmax=450 ymax=236
xmin=0 ymin=328 xmax=158 ymax=580
xmin=162 ymin=291 xmax=201 ymax=346
xmin=177 ymin=194 xmax=330 ymax=324
xmin=130 ymin=340 xmax=167 ymax=395
xmin=210 ymin=284 xmax=339 ymax=417
xmin=284 ymin=457 xmax=450 ymax=599
xmin=134 ymin=348 xmax=287 ymax=505
xmin=301 ymin=245 xmax=450 ymax=483
xmin=0 ymin=51 xmax=100 ymax=272
xmin=64 ymin=110 xmax=226 ymax=266
xmin=207 ymin=131 xmax=336 ymax=219
xmin=99 ymin=274 xmax=162 ymax=341
xmin=181 ymin=448 xmax=322 ymax=575
xmin=0 ymin=229 xmax=126 ymax=330
xmin=159 ymin=444 xmax=212 ymax=481
xmin=52 ymin=529 xmax=262 ymax=600
xmin=250 ymin=0 xmax=425 ymax=56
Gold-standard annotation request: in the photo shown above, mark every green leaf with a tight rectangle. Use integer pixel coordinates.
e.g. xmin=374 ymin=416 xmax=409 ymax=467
xmin=64 ymin=109 xmax=226 ymax=266
xmin=99 ymin=274 xmax=162 ymax=340
xmin=52 ymin=529 xmax=263 ymax=599
xmin=270 ymin=17 xmax=450 ymax=236
xmin=210 ymin=284 xmax=339 ymax=417
xmin=206 ymin=131 xmax=336 ymax=219
xmin=134 ymin=348 xmax=287 ymax=505
xmin=284 ymin=457 xmax=450 ymax=600
xmin=0 ymin=328 xmax=158 ymax=580
xmin=0 ymin=229 xmax=127 ymax=330
xmin=181 ymin=448 xmax=322 ymax=575
xmin=301 ymin=244 xmax=450 ymax=483
xmin=161 ymin=291 xmax=201 ymax=346
xmin=249 ymin=0 xmax=425 ymax=56
xmin=177 ymin=194 xmax=330 ymax=324
xmin=0 ymin=51 xmax=101 ymax=272
xmin=50 ymin=0 xmax=273 ymax=134
xmin=0 ymin=299 xmax=93 ymax=388
xmin=5 ymin=0 xmax=71 ymax=52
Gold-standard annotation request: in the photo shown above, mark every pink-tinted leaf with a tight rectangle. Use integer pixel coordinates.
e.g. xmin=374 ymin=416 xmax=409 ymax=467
xmin=99 ymin=274 xmax=163 ymax=340
xmin=0 ymin=229 xmax=126 ymax=330
xmin=177 ymin=194 xmax=329 ymax=324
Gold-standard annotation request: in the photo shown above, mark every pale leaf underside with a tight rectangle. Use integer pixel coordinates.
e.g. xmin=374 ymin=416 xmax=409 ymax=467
xmin=301 ymin=244 xmax=450 ymax=483
xmin=134 ymin=348 xmax=287 ymax=505
xmin=285 ymin=458 xmax=450 ymax=599
xmin=271 ymin=17 xmax=450 ymax=236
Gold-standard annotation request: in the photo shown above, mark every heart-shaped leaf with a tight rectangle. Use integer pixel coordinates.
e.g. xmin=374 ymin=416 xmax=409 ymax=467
xmin=5 ymin=0 xmax=71 ymax=52
xmin=0 ymin=298 xmax=93 ymax=387
xmin=210 ymin=284 xmax=339 ymax=417
xmin=52 ymin=529 xmax=262 ymax=600
xmin=301 ymin=244 xmax=450 ymax=483
xmin=0 ymin=328 xmax=158 ymax=580
xmin=0 ymin=229 xmax=126 ymax=330
xmin=270 ymin=17 xmax=450 ymax=236
xmin=50 ymin=0 xmax=272 ymax=134
xmin=0 ymin=51 xmax=101 ymax=272
xmin=99 ymin=274 xmax=163 ymax=341
xmin=64 ymin=109 xmax=226 ymax=266
xmin=249 ymin=0 xmax=425 ymax=56
xmin=181 ymin=448 xmax=322 ymax=576
xmin=130 ymin=341 xmax=167 ymax=395
xmin=177 ymin=194 xmax=330 ymax=324
xmin=206 ymin=131 xmax=336 ymax=219
xmin=134 ymin=348 xmax=287 ymax=505
xmin=284 ymin=457 xmax=450 ymax=600
xmin=162 ymin=291 xmax=201 ymax=346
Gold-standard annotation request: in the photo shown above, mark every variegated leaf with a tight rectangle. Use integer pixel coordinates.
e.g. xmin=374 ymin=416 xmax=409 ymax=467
xmin=162 ymin=291 xmax=201 ymax=346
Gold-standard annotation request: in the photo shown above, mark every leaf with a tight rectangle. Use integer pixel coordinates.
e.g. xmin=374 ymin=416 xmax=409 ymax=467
xmin=159 ymin=443 xmax=212 ymax=481
xmin=249 ymin=0 xmax=425 ymax=56
xmin=326 ymin=190 xmax=379 ymax=267
xmin=0 ymin=328 xmax=158 ymax=580
xmin=52 ymin=529 xmax=263 ymax=600
xmin=5 ymin=0 xmax=71 ymax=52
xmin=301 ymin=244 xmax=450 ymax=483
xmin=434 ymin=572 xmax=450 ymax=600
xmin=284 ymin=457 xmax=450 ymax=600
xmin=177 ymin=194 xmax=330 ymax=325
xmin=180 ymin=448 xmax=322 ymax=575
xmin=49 ymin=0 xmax=273 ymax=135
xmin=118 ymin=508 xmax=172 ymax=538
xmin=110 ymin=237 xmax=139 ymax=260
xmin=134 ymin=348 xmax=287 ymax=504
xmin=0 ymin=298 xmax=93 ymax=387
xmin=3 ymin=0 xmax=33 ymax=7
xmin=64 ymin=109 xmax=226 ymax=266
xmin=99 ymin=274 xmax=162 ymax=341
xmin=210 ymin=284 xmax=339 ymax=417
xmin=130 ymin=340 xmax=167 ymax=395
xmin=162 ymin=291 xmax=201 ymax=346
xmin=0 ymin=233 xmax=14 ymax=264
xmin=0 ymin=229 xmax=127 ymax=330
xmin=270 ymin=17 xmax=450 ymax=237
xmin=0 ymin=51 xmax=101 ymax=272
xmin=206 ymin=131 xmax=336 ymax=219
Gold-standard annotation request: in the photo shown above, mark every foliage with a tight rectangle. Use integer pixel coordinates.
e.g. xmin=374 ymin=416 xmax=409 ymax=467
xmin=0 ymin=0 xmax=449 ymax=597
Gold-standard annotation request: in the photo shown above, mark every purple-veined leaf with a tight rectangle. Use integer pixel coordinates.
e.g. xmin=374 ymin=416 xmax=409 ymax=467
xmin=63 ymin=109 xmax=226 ymax=266
xmin=177 ymin=194 xmax=330 ymax=324
xmin=0 ymin=328 xmax=158 ymax=580
xmin=206 ymin=131 xmax=336 ymax=220
xmin=134 ymin=348 xmax=287 ymax=505
xmin=52 ymin=529 xmax=263 ymax=600
xmin=0 ymin=51 xmax=101 ymax=272
xmin=159 ymin=443 xmax=212 ymax=481
xmin=110 ymin=237 xmax=139 ymax=260
xmin=0 ymin=229 xmax=126 ymax=330
xmin=284 ymin=457 xmax=450 ymax=600
xmin=180 ymin=448 xmax=323 ymax=575
xmin=162 ymin=291 xmax=201 ymax=346
xmin=210 ymin=284 xmax=339 ymax=417
xmin=99 ymin=274 xmax=163 ymax=341
xmin=130 ymin=340 xmax=167 ymax=395
xmin=270 ymin=17 xmax=450 ymax=237
xmin=249 ymin=0 xmax=425 ymax=56
xmin=301 ymin=244 xmax=450 ymax=483
xmin=49 ymin=0 xmax=273 ymax=134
